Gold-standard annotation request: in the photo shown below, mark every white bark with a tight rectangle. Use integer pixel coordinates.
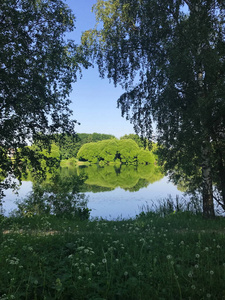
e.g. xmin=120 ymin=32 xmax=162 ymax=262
xmin=201 ymin=143 xmax=215 ymax=218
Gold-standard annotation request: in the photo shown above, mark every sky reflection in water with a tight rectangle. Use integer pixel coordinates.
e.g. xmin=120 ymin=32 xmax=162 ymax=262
xmin=2 ymin=165 xmax=187 ymax=219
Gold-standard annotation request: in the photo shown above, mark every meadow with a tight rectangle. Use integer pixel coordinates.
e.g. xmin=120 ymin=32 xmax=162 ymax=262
xmin=0 ymin=211 xmax=225 ymax=300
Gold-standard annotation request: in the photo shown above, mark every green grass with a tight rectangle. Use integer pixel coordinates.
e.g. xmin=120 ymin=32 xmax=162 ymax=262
xmin=0 ymin=212 xmax=225 ymax=299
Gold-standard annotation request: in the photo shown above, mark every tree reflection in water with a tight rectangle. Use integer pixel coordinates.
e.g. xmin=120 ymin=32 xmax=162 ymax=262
xmin=13 ymin=164 xmax=164 ymax=218
xmin=15 ymin=169 xmax=90 ymax=219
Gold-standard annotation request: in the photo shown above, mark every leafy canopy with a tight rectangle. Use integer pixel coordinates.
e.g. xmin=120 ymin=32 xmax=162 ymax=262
xmin=77 ymin=138 xmax=156 ymax=165
xmin=0 ymin=0 xmax=89 ymax=191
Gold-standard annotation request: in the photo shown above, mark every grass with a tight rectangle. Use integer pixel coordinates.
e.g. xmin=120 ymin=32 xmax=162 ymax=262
xmin=0 ymin=211 xmax=225 ymax=299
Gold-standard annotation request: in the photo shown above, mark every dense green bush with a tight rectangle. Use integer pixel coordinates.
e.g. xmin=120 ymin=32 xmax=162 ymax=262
xmin=77 ymin=139 xmax=156 ymax=165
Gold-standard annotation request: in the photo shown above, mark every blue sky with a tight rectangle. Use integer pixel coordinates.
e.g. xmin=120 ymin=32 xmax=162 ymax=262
xmin=65 ymin=0 xmax=135 ymax=138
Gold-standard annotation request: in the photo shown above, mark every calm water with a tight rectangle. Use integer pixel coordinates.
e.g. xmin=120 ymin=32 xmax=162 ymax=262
xmin=2 ymin=164 xmax=188 ymax=219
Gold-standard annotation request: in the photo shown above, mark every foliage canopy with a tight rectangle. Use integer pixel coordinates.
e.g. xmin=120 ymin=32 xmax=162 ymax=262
xmin=0 ymin=0 xmax=88 ymax=193
xmin=77 ymin=138 xmax=157 ymax=165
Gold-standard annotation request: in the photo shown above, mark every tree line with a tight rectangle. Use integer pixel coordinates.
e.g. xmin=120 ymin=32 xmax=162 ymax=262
xmin=28 ymin=133 xmax=155 ymax=166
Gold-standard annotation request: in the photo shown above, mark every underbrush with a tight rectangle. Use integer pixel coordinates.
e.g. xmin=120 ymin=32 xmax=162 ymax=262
xmin=0 ymin=212 xmax=225 ymax=299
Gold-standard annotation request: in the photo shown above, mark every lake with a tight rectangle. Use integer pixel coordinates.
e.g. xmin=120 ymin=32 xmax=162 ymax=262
xmin=2 ymin=164 xmax=189 ymax=220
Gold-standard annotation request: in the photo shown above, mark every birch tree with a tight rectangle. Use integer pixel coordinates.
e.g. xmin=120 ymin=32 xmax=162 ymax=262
xmin=82 ymin=0 xmax=225 ymax=217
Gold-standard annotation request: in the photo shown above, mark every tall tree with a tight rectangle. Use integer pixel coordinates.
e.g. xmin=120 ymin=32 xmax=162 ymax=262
xmin=0 ymin=0 xmax=89 ymax=194
xmin=82 ymin=0 xmax=225 ymax=217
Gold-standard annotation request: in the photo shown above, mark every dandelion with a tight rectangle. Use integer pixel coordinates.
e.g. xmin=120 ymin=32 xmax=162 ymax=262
xmin=209 ymin=270 xmax=214 ymax=275
xmin=216 ymin=245 xmax=221 ymax=249
xmin=204 ymin=247 xmax=209 ymax=252
xmin=188 ymin=271 xmax=193 ymax=278
xmin=194 ymin=264 xmax=199 ymax=269
xmin=102 ymin=258 xmax=107 ymax=264
xmin=191 ymin=285 xmax=196 ymax=290
xmin=97 ymin=272 xmax=101 ymax=276
xmin=180 ymin=241 xmax=185 ymax=245
xmin=206 ymin=294 xmax=211 ymax=298
xmin=167 ymin=255 xmax=172 ymax=260
xmin=195 ymin=254 xmax=200 ymax=259
xmin=78 ymin=276 xmax=82 ymax=280
xmin=138 ymin=271 xmax=143 ymax=276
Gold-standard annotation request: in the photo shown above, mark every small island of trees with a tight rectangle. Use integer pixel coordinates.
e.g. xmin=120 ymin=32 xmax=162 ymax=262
xmin=77 ymin=138 xmax=156 ymax=165
xmin=28 ymin=133 xmax=158 ymax=168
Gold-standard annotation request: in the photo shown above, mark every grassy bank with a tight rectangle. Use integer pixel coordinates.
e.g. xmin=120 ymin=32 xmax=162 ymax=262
xmin=0 ymin=212 xmax=225 ymax=299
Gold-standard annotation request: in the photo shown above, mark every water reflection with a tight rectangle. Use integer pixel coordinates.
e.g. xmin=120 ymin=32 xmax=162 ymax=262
xmin=77 ymin=164 xmax=164 ymax=192
xmin=3 ymin=164 xmax=185 ymax=219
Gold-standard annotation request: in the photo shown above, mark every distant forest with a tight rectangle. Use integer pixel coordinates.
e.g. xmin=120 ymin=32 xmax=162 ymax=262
xmin=30 ymin=133 xmax=155 ymax=166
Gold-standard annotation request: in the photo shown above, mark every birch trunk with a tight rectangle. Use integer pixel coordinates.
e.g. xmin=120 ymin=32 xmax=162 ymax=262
xmin=218 ymin=150 xmax=225 ymax=209
xmin=201 ymin=143 xmax=215 ymax=218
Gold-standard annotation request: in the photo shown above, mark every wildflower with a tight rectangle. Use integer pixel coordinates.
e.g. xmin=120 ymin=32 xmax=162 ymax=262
xmin=194 ymin=264 xmax=199 ymax=269
xmin=68 ymin=254 xmax=73 ymax=259
xmin=167 ymin=255 xmax=172 ymax=260
xmin=115 ymin=259 xmax=119 ymax=263
xmin=102 ymin=258 xmax=107 ymax=264
xmin=206 ymin=294 xmax=211 ymax=298
xmin=180 ymin=241 xmax=185 ymax=245
xmin=188 ymin=272 xmax=193 ymax=278
xmin=97 ymin=272 xmax=101 ymax=275
xmin=191 ymin=285 xmax=196 ymax=290
xmin=209 ymin=270 xmax=214 ymax=275
xmin=78 ymin=276 xmax=82 ymax=280
xmin=138 ymin=271 xmax=143 ymax=276
xmin=195 ymin=254 xmax=200 ymax=259
xmin=216 ymin=245 xmax=221 ymax=249
xmin=204 ymin=247 xmax=209 ymax=252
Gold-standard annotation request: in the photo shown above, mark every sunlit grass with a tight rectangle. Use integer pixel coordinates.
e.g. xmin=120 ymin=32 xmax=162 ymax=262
xmin=0 ymin=211 xmax=225 ymax=299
